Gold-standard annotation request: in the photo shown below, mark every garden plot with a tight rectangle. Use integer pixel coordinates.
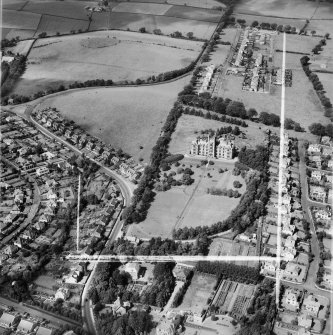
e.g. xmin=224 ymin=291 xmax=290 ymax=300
xmin=127 ymin=157 xmax=244 ymax=239
xmin=13 ymin=30 xmax=202 ymax=96
xmin=36 ymin=76 xmax=189 ymax=162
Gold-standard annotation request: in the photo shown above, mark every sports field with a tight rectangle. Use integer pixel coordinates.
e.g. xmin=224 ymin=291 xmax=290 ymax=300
xmin=35 ymin=76 xmax=189 ymax=162
xmin=176 ymin=272 xmax=217 ymax=315
xmin=127 ymin=157 xmax=243 ymax=239
xmin=13 ymin=30 xmax=202 ymax=96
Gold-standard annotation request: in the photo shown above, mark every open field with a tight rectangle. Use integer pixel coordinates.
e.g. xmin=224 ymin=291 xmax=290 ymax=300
xmin=275 ymin=34 xmax=320 ymax=54
xmin=219 ymin=68 xmax=328 ymax=130
xmin=306 ymin=19 xmax=333 ymax=37
xmin=164 ymin=6 xmax=222 ymax=23
xmin=114 ymin=0 xmax=226 ymax=9
xmin=310 ymin=38 xmax=333 ymax=72
xmin=2 ymin=9 xmax=41 ymax=30
xmin=13 ymin=30 xmax=202 ymax=96
xmin=112 ymin=2 xmax=172 ymax=15
xmin=233 ymin=0 xmax=326 ymax=19
xmin=3 ymin=29 xmax=36 ymax=40
xmin=127 ymin=157 xmax=243 ymax=239
xmin=317 ymin=72 xmax=333 ymax=103
xmin=232 ymin=13 xmax=306 ymax=31
xmin=21 ymin=1 xmax=94 ymax=20
xmin=35 ymin=76 xmax=189 ymax=162
xmin=206 ymin=28 xmax=237 ymax=64
xmin=176 ymin=272 xmax=216 ymax=315
xmin=2 ymin=0 xmax=27 ymax=11
xmin=34 ymin=15 xmax=90 ymax=36
xmin=4 ymin=39 xmax=35 ymax=56
xmin=89 ymin=12 xmax=217 ymax=39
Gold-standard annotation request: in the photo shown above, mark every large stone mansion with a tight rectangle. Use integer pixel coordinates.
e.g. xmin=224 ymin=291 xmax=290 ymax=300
xmin=190 ymin=135 xmax=234 ymax=160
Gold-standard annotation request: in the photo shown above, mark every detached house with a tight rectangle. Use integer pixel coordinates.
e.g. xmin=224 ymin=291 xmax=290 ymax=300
xmin=308 ymin=144 xmax=321 ymax=154
xmin=311 ymin=170 xmax=322 ymax=182
xmin=303 ymin=294 xmax=321 ymax=316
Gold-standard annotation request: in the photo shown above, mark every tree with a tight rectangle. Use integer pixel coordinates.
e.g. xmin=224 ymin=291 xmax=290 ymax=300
xmin=311 ymin=30 xmax=316 ymax=36
xmin=187 ymin=32 xmax=194 ymax=39
xmin=153 ymin=29 xmax=162 ymax=35
xmin=247 ymin=108 xmax=258 ymax=118
xmin=309 ymin=123 xmax=327 ymax=136
xmin=325 ymin=33 xmax=330 ymax=39
xmin=251 ymin=21 xmax=259 ymax=27
xmin=139 ymin=27 xmax=146 ymax=33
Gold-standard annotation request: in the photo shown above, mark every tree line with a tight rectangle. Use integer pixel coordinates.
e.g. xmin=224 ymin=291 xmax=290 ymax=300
xmin=196 ymin=261 xmax=262 ymax=284
xmin=238 ymin=279 xmax=277 ymax=335
xmin=1 ymin=55 xmax=26 ymax=97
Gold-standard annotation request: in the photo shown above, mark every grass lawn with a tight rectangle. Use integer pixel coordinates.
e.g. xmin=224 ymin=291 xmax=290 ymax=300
xmin=176 ymin=272 xmax=216 ymax=315
xmin=36 ymin=76 xmax=189 ymax=162
xmin=233 ymin=0 xmax=321 ymax=19
xmin=127 ymin=157 xmax=243 ymax=239
xmin=169 ymin=114 xmax=267 ymax=154
xmin=13 ymin=30 xmax=202 ymax=96
xmin=34 ymin=275 xmax=58 ymax=291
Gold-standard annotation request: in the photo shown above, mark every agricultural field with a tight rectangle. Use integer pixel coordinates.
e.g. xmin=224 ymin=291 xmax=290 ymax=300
xmin=12 ymin=30 xmax=202 ymax=96
xmin=127 ymin=157 xmax=244 ymax=239
xmin=233 ymin=0 xmax=324 ymax=19
xmin=35 ymin=76 xmax=189 ymax=162
xmin=164 ymin=6 xmax=222 ymax=23
xmin=175 ymin=272 xmax=216 ymax=315
xmin=2 ymin=9 xmax=41 ymax=33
